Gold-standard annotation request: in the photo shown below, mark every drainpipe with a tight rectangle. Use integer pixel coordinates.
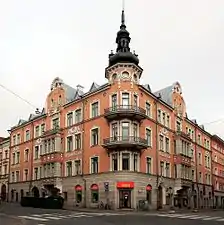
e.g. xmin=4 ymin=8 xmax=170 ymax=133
xmin=7 ymin=130 xmax=12 ymax=202
xmin=80 ymin=97 xmax=86 ymax=208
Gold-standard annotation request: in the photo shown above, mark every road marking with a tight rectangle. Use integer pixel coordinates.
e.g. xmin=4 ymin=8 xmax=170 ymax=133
xmin=45 ymin=216 xmax=62 ymax=220
xmin=216 ymin=218 xmax=224 ymax=221
xmin=19 ymin=216 xmax=49 ymax=221
xmin=202 ymin=216 xmax=222 ymax=220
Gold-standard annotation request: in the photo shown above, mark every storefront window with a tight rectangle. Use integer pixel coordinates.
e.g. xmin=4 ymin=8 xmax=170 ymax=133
xmin=75 ymin=185 xmax=82 ymax=203
xmin=91 ymin=184 xmax=99 ymax=203
xmin=146 ymin=184 xmax=152 ymax=204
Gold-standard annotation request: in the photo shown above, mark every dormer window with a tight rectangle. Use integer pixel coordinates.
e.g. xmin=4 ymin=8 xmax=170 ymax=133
xmin=112 ymin=73 xmax=117 ymax=81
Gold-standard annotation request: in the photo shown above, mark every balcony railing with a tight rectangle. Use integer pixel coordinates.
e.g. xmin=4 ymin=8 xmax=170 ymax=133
xmin=102 ymin=136 xmax=148 ymax=150
xmin=104 ymin=105 xmax=147 ymax=121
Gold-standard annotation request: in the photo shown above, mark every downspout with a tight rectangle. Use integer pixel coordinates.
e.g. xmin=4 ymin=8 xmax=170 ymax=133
xmin=7 ymin=130 xmax=12 ymax=202
xmin=80 ymin=97 xmax=86 ymax=208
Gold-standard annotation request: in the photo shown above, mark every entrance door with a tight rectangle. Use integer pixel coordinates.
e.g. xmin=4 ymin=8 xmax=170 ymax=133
xmin=119 ymin=190 xmax=131 ymax=208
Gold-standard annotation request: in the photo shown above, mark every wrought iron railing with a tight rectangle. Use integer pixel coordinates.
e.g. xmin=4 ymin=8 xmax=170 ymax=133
xmin=103 ymin=136 xmax=148 ymax=145
xmin=104 ymin=105 xmax=146 ymax=115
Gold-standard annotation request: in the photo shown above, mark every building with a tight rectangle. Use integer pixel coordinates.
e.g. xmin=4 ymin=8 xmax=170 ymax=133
xmin=211 ymin=135 xmax=224 ymax=208
xmin=8 ymin=9 xmax=218 ymax=210
xmin=0 ymin=137 xmax=10 ymax=201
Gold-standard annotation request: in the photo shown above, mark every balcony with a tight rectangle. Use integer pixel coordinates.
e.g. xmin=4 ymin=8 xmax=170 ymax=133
xmin=104 ymin=105 xmax=147 ymax=121
xmin=102 ymin=136 xmax=148 ymax=150
xmin=41 ymin=126 xmax=62 ymax=138
xmin=175 ymin=178 xmax=192 ymax=188
xmin=174 ymin=154 xmax=192 ymax=166
xmin=40 ymin=151 xmax=63 ymax=164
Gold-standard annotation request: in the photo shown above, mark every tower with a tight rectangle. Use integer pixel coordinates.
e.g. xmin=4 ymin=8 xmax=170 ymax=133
xmin=105 ymin=8 xmax=143 ymax=84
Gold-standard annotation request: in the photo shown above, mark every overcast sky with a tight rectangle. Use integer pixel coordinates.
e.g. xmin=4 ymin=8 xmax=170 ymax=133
xmin=0 ymin=0 xmax=224 ymax=138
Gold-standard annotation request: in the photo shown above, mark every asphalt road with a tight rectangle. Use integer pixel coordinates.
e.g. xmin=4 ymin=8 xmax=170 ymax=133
xmin=2 ymin=203 xmax=224 ymax=225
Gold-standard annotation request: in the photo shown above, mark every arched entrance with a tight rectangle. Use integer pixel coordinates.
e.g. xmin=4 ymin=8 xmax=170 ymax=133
xmin=157 ymin=185 xmax=163 ymax=209
xmin=1 ymin=184 xmax=7 ymax=201
xmin=32 ymin=186 xmax=40 ymax=198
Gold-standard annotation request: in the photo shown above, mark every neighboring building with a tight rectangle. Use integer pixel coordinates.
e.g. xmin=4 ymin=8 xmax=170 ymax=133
xmin=7 ymin=9 xmax=218 ymax=210
xmin=0 ymin=137 xmax=10 ymax=201
xmin=211 ymin=135 xmax=224 ymax=208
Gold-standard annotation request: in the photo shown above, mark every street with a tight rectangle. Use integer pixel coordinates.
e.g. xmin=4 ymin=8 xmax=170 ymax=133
xmin=1 ymin=204 xmax=224 ymax=225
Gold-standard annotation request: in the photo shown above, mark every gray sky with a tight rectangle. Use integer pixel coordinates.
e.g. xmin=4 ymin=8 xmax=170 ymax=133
xmin=0 ymin=0 xmax=224 ymax=137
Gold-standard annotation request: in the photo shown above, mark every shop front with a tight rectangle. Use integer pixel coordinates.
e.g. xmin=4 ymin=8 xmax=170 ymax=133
xmin=117 ymin=181 xmax=134 ymax=209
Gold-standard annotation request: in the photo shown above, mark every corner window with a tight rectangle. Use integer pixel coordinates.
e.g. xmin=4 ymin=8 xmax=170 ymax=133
xmin=122 ymin=153 xmax=130 ymax=170
xmin=122 ymin=93 xmax=130 ymax=108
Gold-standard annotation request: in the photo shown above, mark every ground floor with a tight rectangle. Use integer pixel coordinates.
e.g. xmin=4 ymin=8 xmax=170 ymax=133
xmin=8 ymin=172 xmax=214 ymax=210
xmin=213 ymin=191 xmax=224 ymax=209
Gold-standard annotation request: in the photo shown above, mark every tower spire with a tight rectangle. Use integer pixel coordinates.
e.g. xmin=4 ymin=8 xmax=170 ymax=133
xmin=121 ymin=0 xmax=125 ymax=27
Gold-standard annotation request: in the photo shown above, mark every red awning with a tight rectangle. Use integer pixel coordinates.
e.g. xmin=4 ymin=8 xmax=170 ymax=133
xmin=117 ymin=181 xmax=134 ymax=189
xmin=75 ymin=185 xmax=82 ymax=191
xmin=91 ymin=184 xmax=99 ymax=190
xmin=146 ymin=185 xmax=152 ymax=191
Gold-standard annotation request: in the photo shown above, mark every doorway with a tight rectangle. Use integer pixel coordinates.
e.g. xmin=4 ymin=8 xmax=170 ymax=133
xmin=119 ymin=190 xmax=131 ymax=208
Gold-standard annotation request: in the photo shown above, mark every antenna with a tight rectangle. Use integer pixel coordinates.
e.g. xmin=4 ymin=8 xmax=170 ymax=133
xmin=122 ymin=0 xmax=125 ymax=11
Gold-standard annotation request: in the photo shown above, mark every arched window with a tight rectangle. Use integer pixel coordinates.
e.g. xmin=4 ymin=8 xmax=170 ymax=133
xmin=112 ymin=73 xmax=117 ymax=81
xmin=146 ymin=184 xmax=152 ymax=204
xmin=75 ymin=185 xmax=82 ymax=203
xmin=91 ymin=184 xmax=99 ymax=203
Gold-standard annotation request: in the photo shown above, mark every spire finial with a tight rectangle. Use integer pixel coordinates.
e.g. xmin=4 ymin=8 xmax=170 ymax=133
xmin=121 ymin=0 xmax=125 ymax=26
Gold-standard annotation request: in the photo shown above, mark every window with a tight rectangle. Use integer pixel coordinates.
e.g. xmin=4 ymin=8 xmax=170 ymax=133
xmin=112 ymin=153 xmax=118 ymax=171
xmin=11 ymin=172 xmax=15 ymax=182
xmin=121 ymin=122 xmax=129 ymax=140
xmin=111 ymin=94 xmax=117 ymax=109
xmin=192 ymin=170 xmax=195 ymax=181
xmin=25 ymin=130 xmax=30 ymax=141
xmin=52 ymin=118 xmax=59 ymax=129
xmin=165 ymin=138 xmax=169 ymax=153
xmin=111 ymin=123 xmax=118 ymax=140
xmin=74 ymin=160 xmax=81 ymax=175
xmin=157 ymin=110 xmax=161 ymax=122
xmin=4 ymin=150 xmax=8 ymax=159
xmin=16 ymin=152 xmax=20 ymax=164
xmin=146 ymin=157 xmax=152 ymax=174
xmin=133 ymin=154 xmax=138 ymax=171
xmin=34 ymin=168 xmax=38 ymax=180
xmin=166 ymin=115 xmax=170 ymax=127
xmin=198 ymin=152 xmax=202 ymax=165
xmin=159 ymin=135 xmax=164 ymax=150
xmin=16 ymin=171 xmax=20 ymax=182
xmin=122 ymin=93 xmax=130 ymax=108
xmin=24 ymin=149 xmax=29 ymax=162
xmin=13 ymin=135 xmax=16 ymax=145
xmin=91 ymin=102 xmax=99 ymax=117
xmin=146 ymin=128 xmax=151 ymax=147
xmin=17 ymin=134 xmax=21 ymax=144
xmin=91 ymin=128 xmax=99 ymax=146
xmin=41 ymin=124 xmax=45 ymax=134
xmin=145 ymin=102 xmax=151 ymax=117
xmin=165 ymin=163 xmax=170 ymax=177
xmin=133 ymin=94 xmax=138 ymax=107
xmin=66 ymin=161 xmax=72 ymax=176
xmin=91 ymin=157 xmax=98 ymax=173
xmin=160 ymin=161 xmax=164 ymax=176
xmin=52 ymin=138 xmax=55 ymax=151
xmin=176 ymin=121 xmax=181 ymax=131
xmin=122 ymin=153 xmax=130 ymax=170
xmin=75 ymin=133 xmax=81 ymax=149
xmin=75 ymin=109 xmax=82 ymax=123
xmin=12 ymin=153 xmax=16 ymax=165
xmin=67 ymin=112 xmax=73 ymax=127
xmin=133 ymin=123 xmax=138 ymax=140
xmin=35 ymin=126 xmax=40 ymax=137
xmin=162 ymin=112 xmax=166 ymax=125
xmin=67 ymin=136 xmax=73 ymax=152
xmin=34 ymin=146 xmax=39 ymax=159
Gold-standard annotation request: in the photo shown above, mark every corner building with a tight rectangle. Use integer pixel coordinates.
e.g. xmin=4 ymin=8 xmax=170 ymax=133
xmin=9 ymin=10 xmax=216 ymax=210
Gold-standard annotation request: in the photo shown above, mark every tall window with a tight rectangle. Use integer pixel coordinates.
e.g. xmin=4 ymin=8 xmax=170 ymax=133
xmin=133 ymin=94 xmax=138 ymax=107
xmin=122 ymin=122 xmax=129 ymax=140
xmin=122 ymin=153 xmax=130 ymax=170
xmin=133 ymin=123 xmax=138 ymax=139
xmin=146 ymin=128 xmax=151 ymax=146
xmin=34 ymin=168 xmax=38 ymax=180
xmin=165 ymin=163 xmax=170 ymax=177
xmin=12 ymin=153 xmax=16 ymax=164
xmin=74 ymin=160 xmax=81 ymax=175
xmin=67 ymin=136 xmax=73 ymax=152
xmin=75 ymin=134 xmax=81 ymax=149
xmin=133 ymin=154 xmax=138 ymax=171
xmin=112 ymin=153 xmax=118 ymax=171
xmin=160 ymin=161 xmax=164 ymax=176
xmin=66 ymin=161 xmax=72 ymax=176
xmin=16 ymin=152 xmax=20 ymax=164
xmin=122 ymin=93 xmax=129 ymax=108
xmin=159 ymin=135 xmax=164 ymax=150
xmin=91 ymin=102 xmax=99 ymax=117
xmin=91 ymin=157 xmax=98 ymax=173
xmin=146 ymin=157 xmax=152 ymax=174
xmin=25 ymin=130 xmax=30 ymax=141
xmin=52 ymin=118 xmax=59 ymax=129
xmin=24 ymin=149 xmax=29 ymax=162
xmin=16 ymin=171 xmax=20 ymax=182
xmin=111 ymin=94 xmax=117 ymax=109
xmin=145 ymin=102 xmax=151 ymax=117
xmin=67 ymin=112 xmax=73 ymax=127
xmin=111 ymin=123 xmax=118 ymax=140
xmin=41 ymin=124 xmax=45 ymax=134
xmin=91 ymin=128 xmax=99 ymax=146
xmin=165 ymin=138 xmax=170 ymax=153
xmin=35 ymin=126 xmax=40 ymax=137
xmin=75 ymin=109 xmax=82 ymax=123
